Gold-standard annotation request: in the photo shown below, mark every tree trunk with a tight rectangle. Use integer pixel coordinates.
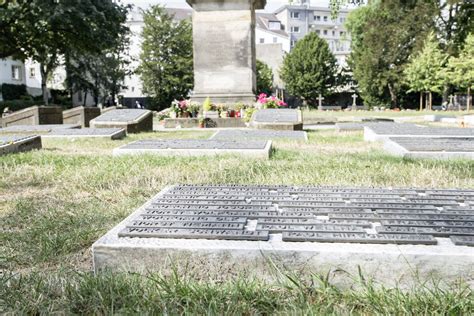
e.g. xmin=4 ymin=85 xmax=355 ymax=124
xmin=388 ymin=84 xmax=397 ymax=109
xmin=83 ymin=91 xmax=88 ymax=107
xmin=468 ymin=86 xmax=471 ymax=112
xmin=419 ymin=92 xmax=423 ymax=111
xmin=40 ymin=64 xmax=49 ymax=106
xmin=429 ymin=91 xmax=432 ymax=111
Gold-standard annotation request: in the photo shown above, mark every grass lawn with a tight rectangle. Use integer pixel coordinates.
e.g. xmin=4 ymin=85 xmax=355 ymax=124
xmin=1 ymin=129 xmax=473 ymax=314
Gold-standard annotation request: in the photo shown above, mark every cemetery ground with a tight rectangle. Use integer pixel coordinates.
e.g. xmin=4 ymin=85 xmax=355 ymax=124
xmin=1 ymin=126 xmax=474 ymax=314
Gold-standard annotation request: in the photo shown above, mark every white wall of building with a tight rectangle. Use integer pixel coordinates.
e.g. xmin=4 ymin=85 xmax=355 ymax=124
xmin=256 ymin=28 xmax=291 ymax=52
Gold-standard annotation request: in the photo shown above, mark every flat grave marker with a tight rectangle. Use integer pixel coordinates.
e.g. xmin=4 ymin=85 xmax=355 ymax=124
xmin=364 ymin=124 xmax=474 ymax=141
xmin=0 ymin=135 xmax=42 ymax=155
xmin=113 ymin=139 xmax=272 ymax=158
xmin=210 ymin=129 xmax=307 ymax=141
xmin=90 ymin=109 xmax=153 ymax=133
xmin=43 ymin=128 xmax=126 ymax=140
xmin=384 ymin=137 xmax=474 ymax=160
xmin=251 ymin=109 xmax=303 ymax=130
xmin=0 ymin=124 xmax=80 ymax=134
xmin=93 ymin=184 xmax=474 ymax=287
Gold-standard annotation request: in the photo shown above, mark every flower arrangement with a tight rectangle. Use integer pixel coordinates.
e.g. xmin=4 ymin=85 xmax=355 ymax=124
xmin=171 ymin=99 xmax=200 ymax=118
xmin=257 ymin=93 xmax=287 ymax=109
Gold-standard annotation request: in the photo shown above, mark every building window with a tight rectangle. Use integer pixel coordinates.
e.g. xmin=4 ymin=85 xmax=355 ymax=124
xmin=323 ymin=16 xmax=328 ymax=22
xmin=273 ymin=37 xmax=277 ymax=43
xmin=268 ymin=21 xmax=281 ymax=30
xmin=78 ymin=93 xmax=83 ymax=102
xmin=290 ymin=26 xmax=300 ymax=33
xmin=131 ymin=86 xmax=135 ymax=92
xmin=340 ymin=31 xmax=344 ymax=37
xmin=314 ymin=15 xmax=320 ymax=21
xmin=290 ymin=12 xmax=300 ymax=19
xmin=340 ymin=17 xmax=346 ymax=23
xmin=323 ymin=30 xmax=328 ymax=35
xmin=332 ymin=30 xmax=336 ymax=36
xmin=259 ymin=38 xmax=265 ymax=44
xmin=29 ymin=67 xmax=35 ymax=78
xmin=11 ymin=65 xmax=21 ymax=80
xmin=316 ymin=29 xmax=320 ymax=35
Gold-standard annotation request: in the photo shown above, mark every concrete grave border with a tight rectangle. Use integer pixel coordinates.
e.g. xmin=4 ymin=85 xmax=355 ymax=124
xmin=42 ymin=128 xmax=126 ymax=140
xmin=209 ymin=129 xmax=308 ymax=142
xmin=364 ymin=126 xmax=474 ymax=142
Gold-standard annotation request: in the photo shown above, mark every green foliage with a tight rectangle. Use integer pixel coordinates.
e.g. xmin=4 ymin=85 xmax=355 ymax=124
xmin=0 ymin=99 xmax=44 ymax=114
xmin=445 ymin=33 xmax=474 ymax=89
xmin=203 ymin=97 xmax=212 ymax=112
xmin=280 ymin=32 xmax=337 ymax=105
xmin=346 ymin=0 xmax=436 ymax=107
xmin=137 ymin=5 xmax=193 ymax=111
xmin=256 ymin=60 xmax=273 ymax=95
xmin=404 ymin=32 xmax=447 ymax=94
xmin=1 ymin=83 xmax=27 ymax=101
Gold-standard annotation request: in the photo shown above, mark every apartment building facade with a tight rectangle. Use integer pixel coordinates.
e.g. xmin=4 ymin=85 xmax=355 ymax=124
xmin=274 ymin=2 xmax=352 ymax=66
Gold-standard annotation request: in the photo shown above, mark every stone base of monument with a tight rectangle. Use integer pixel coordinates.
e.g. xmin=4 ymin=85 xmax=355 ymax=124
xmin=210 ymin=129 xmax=308 ymax=141
xmin=251 ymin=109 xmax=303 ymax=131
xmin=63 ymin=106 xmax=101 ymax=127
xmin=164 ymin=118 xmax=246 ymax=129
xmin=0 ymin=135 xmax=42 ymax=155
xmin=113 ymin=139 xmax=272 ymax=158
xmin=93 ymin=185 xmax=474 ymax=288
xmin=0 ymin=124 xmax=80 ymax=134
xmin=364 ymin=124 xmax=474 ymax=142
xmin=90 ymin=109 xmax=153 ymax=133
xmin=42 ymin=128 xmax=126 ymax=140
xmin=1 ymin=106 xmax=63 ymax=127
xmin=384 ymin=137 xmax=474 ymax=160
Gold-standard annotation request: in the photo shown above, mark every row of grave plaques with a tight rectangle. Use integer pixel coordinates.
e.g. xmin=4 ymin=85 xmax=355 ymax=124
xmin=116 ymin=185 xmax=474 ymax=246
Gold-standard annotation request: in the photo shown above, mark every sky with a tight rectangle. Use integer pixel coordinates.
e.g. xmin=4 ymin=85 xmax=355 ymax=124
xmin=121 ymin=0 xmax=332 ymax=12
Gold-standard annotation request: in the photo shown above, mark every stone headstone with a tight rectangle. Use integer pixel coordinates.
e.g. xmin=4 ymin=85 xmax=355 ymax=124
xmin=1 ymin=106 xmax=63 ymax=127
xmin=384 ymin=137 xmax=474 ymax=160
xmin=113 ymin=139 xmax=272 ymax=158
xmin=90 ymin=109 xmax=153 ymax=133
xmin=0 ymin=135 xmax=42 ymax=155
xmin=63 ymin=106 xmax=101 ymax=127
xmin=210 ymin=129 xmax=308 ymax=141
xmin=251 ymin=109 xmax=303 ymax=130
xmin=93 ymin=184 xmax=474 ymax=286
xmin=187 ymin=0 xmax=266 ymax=104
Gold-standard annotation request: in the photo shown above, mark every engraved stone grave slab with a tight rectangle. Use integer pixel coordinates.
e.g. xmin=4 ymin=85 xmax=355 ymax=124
xmin=251 ymin=109 xmax=303 ymax=130
xmin=210 ymin=129 xmax=308 ymax=141
xmin=0 ymin=124 xmax=80 ymax=134
xmin=63 ymin=106 xmax=101 ymax=127
xmin=384 ymin=137 xmax=474 ymax=160
xmin=364 ymin=123 xmax=474 ymax=142
xmin=1 ymin=106 xmax=63 ymax=127
xmin=336 ymin=122 xmax=402 ymax=132
xmin=90 ymin=109 xmax=153 ymax=133
xmin=113 ymin=139 xmax=272 ymax=158
xmin=0 ymin=135 xmax=42 ymax=155
xmin=93 ymin=185 xmax=474 ymax=287
xmin=42 ymin=128 xmax=126 ymax=140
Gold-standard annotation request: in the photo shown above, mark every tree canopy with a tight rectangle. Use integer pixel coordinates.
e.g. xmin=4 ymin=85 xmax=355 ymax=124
xmin=137 ymin=5 xmax=193 ymax=110
xmin=280 ymin=32 xmax=337 ymax=105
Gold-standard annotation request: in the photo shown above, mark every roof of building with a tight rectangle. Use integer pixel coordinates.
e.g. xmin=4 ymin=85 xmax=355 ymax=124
xmin=256 ymin=13 xmax=288 ymax=37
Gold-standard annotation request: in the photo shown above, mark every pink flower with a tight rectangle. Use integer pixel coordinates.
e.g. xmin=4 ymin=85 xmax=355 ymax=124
xmin=258 ymin=93 xmax=267 ymax=99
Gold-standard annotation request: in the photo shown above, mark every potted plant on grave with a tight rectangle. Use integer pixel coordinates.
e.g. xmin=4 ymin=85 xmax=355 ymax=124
xmin=203 ymin=97 xmax=218 ymax=118
xmin=170 ymin=100 xmax=180 ymax=118
xmin=219 ymin=104 xmax=229 ymax=118
xmin=198 ymin=117 xmax=206 ymax=128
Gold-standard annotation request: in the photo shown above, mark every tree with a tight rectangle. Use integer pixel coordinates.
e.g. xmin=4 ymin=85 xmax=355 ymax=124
xmin=137 ymin=6 xmax=193 ymax=110
xmin=280 ymin=32 xmax=337 ymax=106
xmin=346 ymin=0 xmax=436 ymax=108
xmin=444 ymin=33 xmax=474 ymax=111
xmin=404 ymin=32 xmax=447 ymax=110
xmin=256 ymin=60 xmax=273 ymax=96
xmin=0 ymin=0 xmax=130 ymax=105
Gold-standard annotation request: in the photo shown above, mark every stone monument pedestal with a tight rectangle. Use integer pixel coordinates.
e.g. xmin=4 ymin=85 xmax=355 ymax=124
xmin=187 ymin=0 xmax=266 ymax=104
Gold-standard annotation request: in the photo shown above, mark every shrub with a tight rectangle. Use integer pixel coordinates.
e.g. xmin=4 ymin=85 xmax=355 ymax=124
xmin=1 ymin=84 xmax=28 ymax=101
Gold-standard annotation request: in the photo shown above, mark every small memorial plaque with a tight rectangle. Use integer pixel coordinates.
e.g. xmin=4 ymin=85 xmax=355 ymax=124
xmin=450 ymin=236 xmax=474 ymax=247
